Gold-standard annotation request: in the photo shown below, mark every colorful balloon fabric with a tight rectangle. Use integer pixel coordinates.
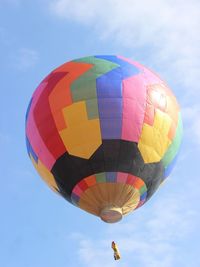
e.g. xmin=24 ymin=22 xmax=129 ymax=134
xmin=26 ymin=55 xmax=182 ymax=223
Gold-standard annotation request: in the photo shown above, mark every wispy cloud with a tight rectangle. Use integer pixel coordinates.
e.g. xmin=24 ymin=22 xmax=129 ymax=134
xmin=49 ymin=0 xmax=200 ymax=93
xmin=70 ymin=190 xmax=197 ymax=267
xmin=70 ymin=234 xmax=120 ymax=267
xmin=12 ymin=48 xmax=39 ymax=71
xmin=49 ymin=0 xmax=100 ymax=23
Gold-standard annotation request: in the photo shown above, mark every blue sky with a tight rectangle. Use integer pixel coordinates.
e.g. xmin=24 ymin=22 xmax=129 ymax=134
xmin=1 ymin=1 xmax=200 ymax=266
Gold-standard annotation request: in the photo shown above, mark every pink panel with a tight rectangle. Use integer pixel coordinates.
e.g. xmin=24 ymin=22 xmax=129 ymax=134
xmin=136 ymin=200 xmax=145 ymax=209
xmin=117 ymin=55 xmax=144 ymax=71
xmin=143 ymin=68 xmax=163 ymax=85
xmin=72 ymin=185 xmax=82 ymax=196
xmin=26 ymin=82 xmax=56 ymax=170
xmin=32 ymin=81 xmax=47 ymax=105
xmin=117 ymin=172 xmax=128 ymax=183
xmin=118 ymin=55 xmax=164 ymax=85
xmin=122 ymin=74 xmax=147 ymax=142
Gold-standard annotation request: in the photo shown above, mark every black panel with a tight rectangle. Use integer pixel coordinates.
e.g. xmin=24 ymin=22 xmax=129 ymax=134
xmin=51 ymin=153 xmax=92 ymax=198
xmin=103 ymin=140 xmax=120 ymax=171
xmin=140 ymin=163 xmax=164 ymax=200
xmin=89 ymin=144 xmax=105 ymax=173
xmin=51 ymin=140 xmax=165 ymax=202
xmin=118 ymin=140 xmax=140 ymax=173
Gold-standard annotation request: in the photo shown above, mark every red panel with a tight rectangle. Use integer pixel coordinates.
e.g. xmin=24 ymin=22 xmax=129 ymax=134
xmin=78 ymin=180 xmax=88 ymax=191
xmin=33 ymin=72 xmax=67 ymax=160
xmin=127 ymin=174 xmax=137 ymax=185
xmin=144 ymin=102 xmax=155 ymax=126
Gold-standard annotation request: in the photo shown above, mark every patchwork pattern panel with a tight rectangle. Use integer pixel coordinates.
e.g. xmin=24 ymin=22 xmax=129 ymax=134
xmin=26 ymin=55 xmax=182 ymax=221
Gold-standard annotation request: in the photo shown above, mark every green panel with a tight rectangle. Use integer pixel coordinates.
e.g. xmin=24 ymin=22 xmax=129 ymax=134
xmin=161 ymin=113 xmax=183 ymax=167
xmin=72 ymin=79 xmax=97 ymax=101
xmin=86 ymin=98 xmax=99 ymax=119
xmin=139 ymin=185 xmax=147 ymax=195
xmin=95 ymin=172 xmax=106 ymax=183
xmin=71 ymin=56 xmax=119 ymax=102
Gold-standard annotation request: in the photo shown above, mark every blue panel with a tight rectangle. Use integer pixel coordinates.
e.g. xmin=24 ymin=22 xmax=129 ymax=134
xmin=95 ymin=55 xmax=139 ymax=79
xmin=25 ymin=136 xmax=30 ymax=155
xmin=96 ymin=67 xmax=122 ymax=98
xmin=164 ymin=153 xmax=179 ymax=179
xmin=140 ymin=191 xmax=147 ymax=201
xmin=25 ymin=97 xmax=33 ymax=124
xmin=26 ymin=136 xmax=38 ymax=163
xmin=106 ymin=172 xmax=117 ymax=182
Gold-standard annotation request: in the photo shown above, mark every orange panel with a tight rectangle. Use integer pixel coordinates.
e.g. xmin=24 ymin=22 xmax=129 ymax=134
xmin=133 ymin=179 xmax=144 ymax=189
xmin=168 ymin=119 xmax=177 ymax=140
xmin=85 ymin=175 xmax=96 ymax=187
xmin=49 ymin=61 xmax=93 ymax=131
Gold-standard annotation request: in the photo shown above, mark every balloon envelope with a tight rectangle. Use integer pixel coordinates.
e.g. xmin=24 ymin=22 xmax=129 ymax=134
xmin=25 ymin=55 xmax=182 ymax=223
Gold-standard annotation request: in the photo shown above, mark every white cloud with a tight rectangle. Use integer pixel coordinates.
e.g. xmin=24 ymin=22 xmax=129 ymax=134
xmin=12 ymin=48 xmax=39 ymax=71
xmin=49 ymin=0 xmax=200 ymax=92
xmin=70 ymin=191 xmax=197 ymax=267
xmin=50 ymin=0 xmax=100 ymax=23
xmin=70 ymin=234 xmax=117 ymax=267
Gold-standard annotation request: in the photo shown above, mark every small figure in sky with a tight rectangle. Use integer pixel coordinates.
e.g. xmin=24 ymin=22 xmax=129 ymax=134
xmin=111 ymin=241 xmax=121 ymax=260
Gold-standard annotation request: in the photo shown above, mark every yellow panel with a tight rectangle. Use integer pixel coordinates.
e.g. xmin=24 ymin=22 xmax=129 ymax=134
xmin=30 ymin=155 xmax=59 ymax=192
xmin=60 ymin=101 xmax=102 ymax=158
xmin=62 ymin=101 xmax=88 ymax=125
xmin=78 ymin=183 xmax=140 ymax=218
xmin=138 ymin=110 xmax=172 ymax=163
xmin=153 ymin=109 xmax=172 ymax=136
xmin=138 ymin=143 xmax=160 ymax=162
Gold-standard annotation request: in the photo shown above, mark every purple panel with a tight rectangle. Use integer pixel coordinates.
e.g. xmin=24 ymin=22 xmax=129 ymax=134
xmin=106 ymin=172 xmax=117 ymax=182
xmin=98 ymin=98 xmax=122 ymax=118
xmin=100 ymin=118 xmax=122 ymax=139
xmin=71 ymin=193 xmax=80 ymax=205
xmin=97 ymin=67 xmax=123 ymax=139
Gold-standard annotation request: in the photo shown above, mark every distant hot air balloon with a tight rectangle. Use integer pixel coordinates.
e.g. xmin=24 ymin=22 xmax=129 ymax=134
xmin=25 ymin=55 xmax=182 ymax=223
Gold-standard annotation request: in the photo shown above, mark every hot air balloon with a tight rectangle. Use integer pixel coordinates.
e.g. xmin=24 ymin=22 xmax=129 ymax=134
xmin=25 ymin=55 xmax=182 ymax=224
